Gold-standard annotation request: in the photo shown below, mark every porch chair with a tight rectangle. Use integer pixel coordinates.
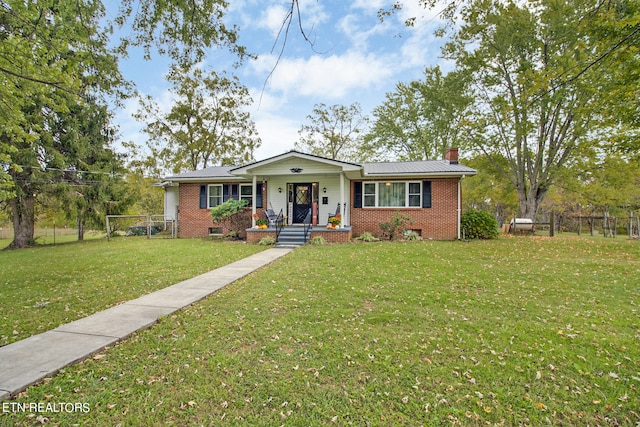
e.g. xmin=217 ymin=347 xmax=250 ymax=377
xmin=327 ymin=203 xmax=341 ymax=222
xmin=264 ymin=209 xmax=282 ymax=227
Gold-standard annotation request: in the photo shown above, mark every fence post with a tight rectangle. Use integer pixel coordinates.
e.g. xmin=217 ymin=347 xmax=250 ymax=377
xmin=549 ymin=211 xmax=555 ymax=237
xmin=106 ymin=216 xmax=110 ymax=241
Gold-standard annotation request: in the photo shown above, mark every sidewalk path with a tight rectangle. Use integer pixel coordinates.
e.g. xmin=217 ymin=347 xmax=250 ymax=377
xmin=0 ymin=246 xmax=293 ymax=401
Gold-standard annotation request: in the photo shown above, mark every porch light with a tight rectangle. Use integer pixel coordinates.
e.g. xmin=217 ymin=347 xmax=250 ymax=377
xmin=290 ymin=168 xmax=303 ymax=173
xmin=278 ymin=187 xmax=282 ymax=193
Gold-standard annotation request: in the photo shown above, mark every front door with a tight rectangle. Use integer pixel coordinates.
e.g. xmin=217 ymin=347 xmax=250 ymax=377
xmin=293 ymin=183 xmax=311 ymax=223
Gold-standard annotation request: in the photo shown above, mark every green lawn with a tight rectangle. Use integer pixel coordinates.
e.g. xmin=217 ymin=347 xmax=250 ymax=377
xmin=0 ymin=238 xmax=265 ymax=346
xmin=3 ymin=236 xmax=639 ymax=425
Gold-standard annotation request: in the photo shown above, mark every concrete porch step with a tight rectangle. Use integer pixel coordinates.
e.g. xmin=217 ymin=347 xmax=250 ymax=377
xmin=277 ymin=226 xmax=308 ymax=246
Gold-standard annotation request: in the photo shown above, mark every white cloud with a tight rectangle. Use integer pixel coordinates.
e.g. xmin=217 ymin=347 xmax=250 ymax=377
xmin=253 ymin=113 xmax=298 ymax=159
xmin=351 ymin=0 xmax=386 ymax=12
xmin=251 ymin=50 xmax=395 ymax=100
xmin=256 ymin=5 xmax=291 ymax=37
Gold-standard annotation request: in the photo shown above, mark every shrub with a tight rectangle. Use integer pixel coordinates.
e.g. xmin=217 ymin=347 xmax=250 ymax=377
xmin=210 ymin=199 xmax=250 ymax=238
xmin=380 ymin=212 xmax=412 ymax=241
xmin=257 ymin=236 xmax=276 ymax=246
xmin=461 ymin=209 xmax=499 ymax=239
xmin=404 ymin=231 xmax=422 ymax=241
xmin=308 ymin=236 xmax=326 ymax=245
xmin=356 ymin=232 xmax=380 ymax=242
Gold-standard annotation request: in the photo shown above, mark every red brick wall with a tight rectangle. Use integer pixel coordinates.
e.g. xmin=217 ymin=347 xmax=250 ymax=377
xmin=246 ymin=230 xmax=276 ymax=244
xmin=178 ymin=182 xmax=268 ymax=238
xmin=309 ymin=228 xmax=352 ymax=243
xmin=350 ymin=178 xmax=459 ymax=240
xmin=178 ymin=180 xmax=459 ymax=241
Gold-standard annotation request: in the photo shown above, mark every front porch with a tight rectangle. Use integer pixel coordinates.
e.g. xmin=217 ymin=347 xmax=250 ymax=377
xmin=246 ymin=225 xmax=353 ymax=245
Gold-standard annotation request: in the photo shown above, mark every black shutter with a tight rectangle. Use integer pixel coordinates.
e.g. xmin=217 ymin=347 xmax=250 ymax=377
xmin=354 ymin=182 xmax=362 ymax=208
xmin=256 ymin=183 xmax=263 ymax=208
xmin=199 ymin=185 xmax=207 ymax=209
xmin=231 ymin=184 xmax=239 ymax=200
xmin=422 ymin=181 xmax=432 ymax=208
xmin=223 ymin=184 xmax=230 ymax=202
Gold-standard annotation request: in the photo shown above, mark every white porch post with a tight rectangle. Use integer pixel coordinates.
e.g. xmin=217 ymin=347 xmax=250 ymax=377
xmin=252 ymin=175 xmax=257 ymax=227
xmin=340 ymin=172 xmax=347 ymax=226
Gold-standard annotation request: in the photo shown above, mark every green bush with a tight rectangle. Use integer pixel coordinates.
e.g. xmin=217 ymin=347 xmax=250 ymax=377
xmin=356 ymin=232 xmax=380 ymax=242
xmin=379 ymin=212 xmax=412 ymax=241
xmin=308 ymin=236 xmax=326 ymax=245
xmin=257 ymin=236 xmax=276 ymax=246
xmin=404 ymin=231 xmax=422 ymax=241
xmin=210 ymin=199 xmax=249 ymax=238
xmin=461 ymin=209 xmax=499 ymax=239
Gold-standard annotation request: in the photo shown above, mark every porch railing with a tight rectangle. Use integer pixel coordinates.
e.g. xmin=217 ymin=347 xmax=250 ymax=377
xmin=303 ymin=208 xmax=312 ymax=243
xmin=275 ymin=208 xmax=285 ymax=241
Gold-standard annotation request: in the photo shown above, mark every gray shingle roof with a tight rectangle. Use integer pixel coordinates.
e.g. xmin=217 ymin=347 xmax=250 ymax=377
xmin=164 ymin=166 xmax=238 ymax=181
xmin=162 ymin=156 xmax=476 ymax=181
xmin=363 ymin=160 xmax=476 ymax=176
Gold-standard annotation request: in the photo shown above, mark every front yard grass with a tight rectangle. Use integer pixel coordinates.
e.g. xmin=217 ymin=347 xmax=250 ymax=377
xmin=4 ymin=236 xmax=640 ymax=425
xmin=0 ymin=238 xmax=265 ymax=346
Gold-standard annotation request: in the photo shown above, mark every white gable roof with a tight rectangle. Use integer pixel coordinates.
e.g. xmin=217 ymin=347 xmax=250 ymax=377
xmin=230 ymin=150 xmax=362 ymax=175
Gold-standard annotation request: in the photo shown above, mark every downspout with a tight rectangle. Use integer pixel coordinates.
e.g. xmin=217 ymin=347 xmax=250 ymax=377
xmin=458 ymin=175 xmax=465 ymax=240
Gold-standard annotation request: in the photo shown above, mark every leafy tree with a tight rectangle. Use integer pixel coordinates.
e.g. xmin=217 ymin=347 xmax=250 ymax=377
xmin=295 ymin=103 xmax=370 ymax=161
xmin=546 ymin=153 xmax=640 ymax=216
xmin=381 ymin=0 xmax=639 ymax=219
xmin=50 ymin=101 xmax=135 ymax=240
xmin=365 ymin=67 xmax=472 ymax=161
xmin=128 ymin=174 xmax=165 ymax=216
xmin=462 ymin=154 xmax=518 ymax=225
xmin=135 ymin=66 xmax=261 ymax=175
xmin=441 ymin=0 xmax=639 ymax=219
xmin=0 ymin=0 xmax=246 ymax=248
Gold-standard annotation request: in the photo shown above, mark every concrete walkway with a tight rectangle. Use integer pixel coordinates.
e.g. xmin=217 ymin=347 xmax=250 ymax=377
xmin=0 ymin=246 xmax=293 ymax=401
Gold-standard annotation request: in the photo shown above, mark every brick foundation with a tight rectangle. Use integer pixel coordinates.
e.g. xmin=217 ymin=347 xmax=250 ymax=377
xmin=309 ymin=227 xmax=352 ymax=243
xmin=246 ymin=229 xmax=276 ymax=244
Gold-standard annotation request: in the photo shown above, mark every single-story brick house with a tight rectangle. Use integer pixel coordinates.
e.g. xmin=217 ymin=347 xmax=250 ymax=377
xmin=159 ymin=148 xmax=476 ymax=243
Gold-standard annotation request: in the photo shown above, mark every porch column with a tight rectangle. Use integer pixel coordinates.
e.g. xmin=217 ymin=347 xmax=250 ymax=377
xmin=340 ymin=172 xmax=347 ymax=226
xmin=252 ymin=175 xmax=257 ymax=227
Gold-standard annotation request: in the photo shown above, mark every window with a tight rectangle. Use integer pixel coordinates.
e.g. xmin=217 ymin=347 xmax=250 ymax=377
xmin=408 ymin=182 xmax=421 ymax=207
xmin=206 ymin=183 xmax=259 ymax=208
xmin=363 ymin=183 xmax=376 ymax=207
xmin=240 ymin=184 xmax=253 ymax=205
xmin=208 ymin=184 xmax=223 ymax=208
xmin=360 ymin=181 xmax=423 ymax=208
xmin=379 ymin=182 xmax=405 ymax=207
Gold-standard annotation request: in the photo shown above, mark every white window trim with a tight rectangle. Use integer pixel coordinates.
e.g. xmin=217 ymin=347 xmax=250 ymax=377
xmin=239 ymin=183 xmax=253 ymax=204
xmin=362 ymin=181 xmax=422 ymax=208
xmin=208 ymin=184 xmax=223 ymax=208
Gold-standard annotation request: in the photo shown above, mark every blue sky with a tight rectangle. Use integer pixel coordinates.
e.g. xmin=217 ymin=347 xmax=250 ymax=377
xmin=113 ymin=0 xmax=451 ymax=162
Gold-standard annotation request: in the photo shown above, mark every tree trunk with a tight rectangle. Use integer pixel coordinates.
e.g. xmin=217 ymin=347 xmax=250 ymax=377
xmin=77 ymin=215 xmax=85 ymax=241
xmin=8 ymin=193 xmax=36 ymax=249
xmin=516 ymin=184 xmax=547 ymax=220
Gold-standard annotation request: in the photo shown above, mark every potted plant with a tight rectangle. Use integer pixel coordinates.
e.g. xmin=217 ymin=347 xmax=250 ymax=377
xmin=328 ymin=215 xmax=341 ymax=229
xmin=256 ymin=218 xmax=268 ymax=229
